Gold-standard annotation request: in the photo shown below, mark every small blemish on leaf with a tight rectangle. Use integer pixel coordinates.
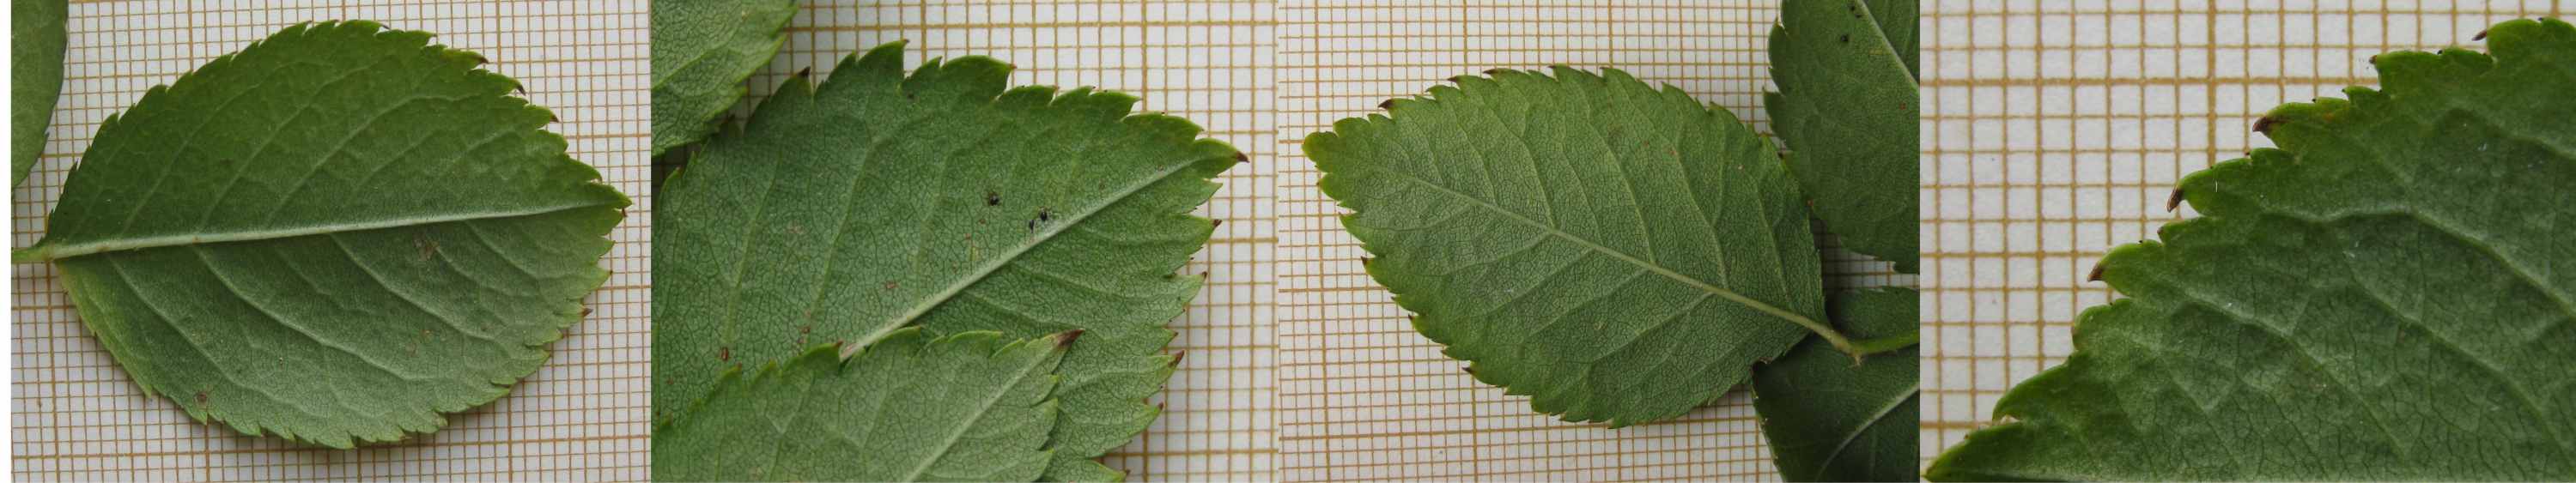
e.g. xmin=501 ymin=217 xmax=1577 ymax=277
xmin=986 ymin=190 xmax=1001 ymax=206
xmin=718 ymin=347 xmax=732 ymax=361
xmin=196 ymin=391 xmax=209 ymax=404
xmin=1839 ymin=33 xmax=1850 ymax=43
xmin=1037 ymin=207 xmax=1053 ymax=222
xmin=882 ymin=281 xmax=899 ymax=290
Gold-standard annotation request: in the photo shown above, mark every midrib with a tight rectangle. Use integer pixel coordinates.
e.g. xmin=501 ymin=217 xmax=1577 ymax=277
xmin=1352 ymin=160 xmax=1826 ymax=335
xmin=20 ymin=202 xmax=614 ymax=262
xmin=850 ymin=157 xmax=1205 ymax=349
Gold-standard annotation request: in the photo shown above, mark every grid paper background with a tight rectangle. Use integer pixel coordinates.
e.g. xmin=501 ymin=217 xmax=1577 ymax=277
xmin=1275 ymin=1 xmax=1911 ymax=480
xmin=728 ymin=1 xmax=1281 ymax=480
xmin=9 ymin=1 xmax=651 ymax=480
xmin=1918 ymin=0 xmax=2567 ymax=469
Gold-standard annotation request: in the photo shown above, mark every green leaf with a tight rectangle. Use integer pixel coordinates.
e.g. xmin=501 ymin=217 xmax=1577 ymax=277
xmin=13 ymin=0 xmax=66 ymax=185
xmin=1766 ymin=0 xmax=1920 ymax=273
xmin=650 ymin=0 xmax=795 ymax=156
xmin=1303 ymin=67 xmax=1838 ymax=426
xmin=1927 ymin=18 xmax=2576 ymax=481
xmin=653 ymin=41 xmax=1236 ymax=481
xmin=1754 ymin=287 xmax=1918 ymax=482
xmin=653 ymin=329 xmax=1072 ymax=481
xmin=13 ymin=21 xmax=628 ymax=448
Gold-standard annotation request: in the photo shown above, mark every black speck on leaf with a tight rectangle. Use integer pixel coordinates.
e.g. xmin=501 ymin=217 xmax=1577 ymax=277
xmin=985 ymin=190 xmax=1001 ymax=206
xmin=1038 ymin=208 xmax=1053 ymax=222
xmin=1839 ymin=33 xmax=1850 ymax=43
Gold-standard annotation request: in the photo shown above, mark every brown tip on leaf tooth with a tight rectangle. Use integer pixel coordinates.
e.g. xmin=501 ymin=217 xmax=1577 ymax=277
xmin=1379 ymin=99 xmax=1397 ymax=110
xmin=1448 ymin=75 xmax=1468 ymax=83
xmin=1212 ymin=219 xmax=1224 ymax=227
xmin=1056 ymin=329 xmax=1086 ymax=347
xmin=2252 ymin=115 xmax=2280 ymax=134
xmin=795 ymin=66 xmax=814 ymax=79
xmin=1172 ymin=351 xmax=1188 ymax=364
xmin=1483 ymin=68 xmax=1505 ymax=75
xmin=1461 ymin=366 xmax=1477 ymax=375
xmin=1232 ymin=151 xmax=1249 ymax=164
xmin=580 ymin=306 xmax=593 ymax=317
xmin=2475 ymin=29 xmax=2490 ymax=40
xmin=2166 ymin=188 xmax=2185 ymax=212
xmin=2086 ymin=263 xmax=2106 ymax=282
xmin=1359 ymin=256 xmax=1374 ymax=266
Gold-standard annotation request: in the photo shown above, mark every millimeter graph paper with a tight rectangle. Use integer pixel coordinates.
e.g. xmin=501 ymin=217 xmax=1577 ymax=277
xmin=1919 ymin=0 xmax=2567 ymax=471
xmin=732 ymin=1 xmax=1282 ymax=480
xmin=9 ymin=1 xmax=652 ymax=480
xmin=1276 ymin=2 xmax=1911 ymax=480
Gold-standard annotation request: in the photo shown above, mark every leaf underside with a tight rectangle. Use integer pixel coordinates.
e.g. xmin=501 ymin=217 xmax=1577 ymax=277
xmin=1929 ymin=18 xmax=2576 ymax=481
xmin=653 ymin=41 xmax=1235 ymax=481
xmin=13 ymin=0 xmax=67 ymax=185
xmin=649 ymin=0 xmax=795 ymax=156
xmin=653 ymin=329 xmax=1068 ymax=482
xmin=1766 ymin=0 xmax=1921 ymax=273
xmin=1753 ymin=288 xmax=1919 ymax=482
xmin=21 ymin=21 xmax=628 ymax=449
xmin=1303 ymin=67 xmax=1827 ymax=427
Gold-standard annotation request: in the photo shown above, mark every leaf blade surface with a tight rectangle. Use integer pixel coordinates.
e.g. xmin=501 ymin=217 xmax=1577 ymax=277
xmin=653 ymin=41 xmax=1236 ymax=480
xmin=653 ymin=329 xmax=1068 ymax=482
xmin=22 ymin=21 xmax=628 ymax=448
xmin=13 ymin=0 xmax=66 ymax=185
xmin=1766 ymin=0 xmax=1920 ymax=273
xmin=1303 ymin=67 xmax=1828 ymax=426
xmin=650 ymin=0 xmax=795 ymax=155
xmin=1754 ymin=287 xmax=1919 ymax=482
xmin=1927 ymin=18 xmax=2576 ymax=481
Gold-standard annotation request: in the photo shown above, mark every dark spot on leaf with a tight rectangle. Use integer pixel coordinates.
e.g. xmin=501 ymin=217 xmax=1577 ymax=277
xmin=2166 ymin=188 xmax=2185 ymax=211
xmin=882 ymin=281 xmax=899 ymax=290
xmin=1038 ymin=208 xmax=1053 ymax=222
xmin=799 ymin=325 xmax=811 ymax=334
xmin=718 ymin=347 xmax=732 ymax=361
xmin=415 ymin=233 xmax=438 ymax=262
xmin=1839 ymin=33 xmax=1850 ymax=43
xmin=986 ymin=190 xmax=1001 ymax=206
xmin=2086 ymin=263 xmax=2106 ymax=282
xmin=196 ymin=391 xmax=208 ymax=404
xmin=1027 ymin=220 xmax=1038 ymax=231
xmin=2252 ymin=115 xmax=2280 ymax=134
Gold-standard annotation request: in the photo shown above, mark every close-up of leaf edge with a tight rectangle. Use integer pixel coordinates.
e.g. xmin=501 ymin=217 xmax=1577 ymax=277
xmin=1928 ymin=17 xmax=2576 ymax=481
